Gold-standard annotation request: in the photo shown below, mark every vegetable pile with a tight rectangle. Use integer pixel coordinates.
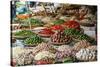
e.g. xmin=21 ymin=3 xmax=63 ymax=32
xmin=64 ymin=28 xmax=96 ymax=45
xmin=39 ymin=28 xmax=54 ymax=37
xmin=63 ymin=21 xmax=80 ymax=30
xmin=14 ymin=30 xmax=35 ymax=37
xmin=51 ymin=25 xmax=64 ymax=31
xmin=52 ymin=19 xmax=65 ymax=25
xmin=30 ymin=18 xmax=44 ymax=26
xmin=24 ymin=35 xmax=44 ymax=45
xmin=51 ymin=30 xmax=71 ymax=44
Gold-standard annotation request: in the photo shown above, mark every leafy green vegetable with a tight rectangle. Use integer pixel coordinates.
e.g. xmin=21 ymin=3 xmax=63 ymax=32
xmin=24 ymin=35 xmax=44 ymax=45
xmin=30 ymin=18 xmax=43 ymax=26
xmin=13 ymin=18 xmax=43 ymax=27
xmin=64 ymin=28 xmax=96 ymax=45
xmin=53 ymin=19 xmax=65 ymax=25
xmin=64 ymin=28 xmax=80 ymax=36
xmin=14 ymin=30 xmax=35 ymax=37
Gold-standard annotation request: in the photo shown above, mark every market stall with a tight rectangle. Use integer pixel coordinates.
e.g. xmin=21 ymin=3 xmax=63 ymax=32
xmin=11 ymin=1 xmax=97 ymax=66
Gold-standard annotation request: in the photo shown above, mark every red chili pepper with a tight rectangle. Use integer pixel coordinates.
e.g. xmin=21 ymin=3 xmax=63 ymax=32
xmin=51 ymin=25 xmax=64 ymax=31
xmin=39 ymin=28 xmax=54 ymax=34
xmin=63 ymin=20 xmax=80 ymax=30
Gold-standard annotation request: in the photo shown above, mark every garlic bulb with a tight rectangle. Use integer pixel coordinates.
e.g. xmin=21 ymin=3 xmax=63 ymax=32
xmin=32 ymin=43 xmax=56 ymax=56
xmin=12 ymin=47 xmax=35 ymax=65
xmin=12 ymin=46 xmax=24 ymax=59
xmin=75 ymin=48 xmax=97 ymax=61
xmin=16 ymin=52 xmax=34 ymax=65
xmin=34 ymin=51 xmax=55 ymax=60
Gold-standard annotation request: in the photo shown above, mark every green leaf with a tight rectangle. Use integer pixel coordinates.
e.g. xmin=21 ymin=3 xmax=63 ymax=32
xmin=53 ymin=19 xmax=65 ymax=25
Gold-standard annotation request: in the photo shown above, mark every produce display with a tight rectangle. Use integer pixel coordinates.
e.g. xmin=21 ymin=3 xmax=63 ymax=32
xmin=63 ymin=20 xmax=80 ymax=30
xmin=51 ymin=30 xmax=71 ymax=45
xmin=73 ymin=40 xmax=91 ymax=52
xmin=13 ymin=30 xmax=35 ymax=36
xmin=51 ymin=25 xmax=64 ymax=31
xmin=11 ymin=1 xmax=97 ymax=66
xmin=30 ymin=18 xmax=44 ymax=26
xmin=32 ymin=43 xmax=57 ymax=55
xmin=34 ymin=51 xmax=55 ymax=63
xmin=64 ymin=28 xmax=96 ymax=45
xmin=12 ymin=30 xmax=36 ymax=39
xmin=57 ymin=45 xmax=72 ymax=52
xmin=24 ymin=35 xmax=44 ymax=46
xmin=75 ymin=48 xmax=97 ymax=61
xmin=55 ymin=45 xmax=74 ymax=62
xmin=12 ymin=46 xmax=25 ymax=59
xmin=14 ymin=51 xmax=34 ymax=66
xmin=55 ymin=51 xmax=73 ymax=63
xmin=38 ymin=28 xmax=54 ymax=37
